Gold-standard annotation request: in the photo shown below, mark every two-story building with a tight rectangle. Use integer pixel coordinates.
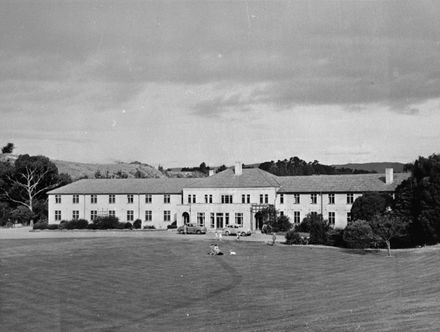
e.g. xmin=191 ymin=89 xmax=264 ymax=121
xmin=47 ymin=164 xmax=409 ymax=230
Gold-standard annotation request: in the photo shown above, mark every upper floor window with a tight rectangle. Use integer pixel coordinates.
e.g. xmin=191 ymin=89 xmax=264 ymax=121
xmin=55 ymin=210 xmax=61 ymax=221
xmin=347 ymin=193 xmax=354 ymax=205
xmin=293 ymin=211 xmax=301 ymax=224
xmin=72 ymin=195 xmax=79 ymax=204
xmin=127 ymin=194 xmax=134 ymax=204
xmin=280 ymin=194 xmax=284 ymax=204
xmin=311 ymin=193 xmax=317 ymax=204
xmin=328 ymin=193 xmax=335 ymax=205
xmin=188 ymin=194 xmax=191 ymax=204
xmin=145 ymin=194 xmax=152 ymax=204
xmin=209 ymin=195 xmax=212 ymax=203
xmin=109 ymin=194 xmax=115 ymax=204
xmin=293 ymin=194 xmax=300 ymax=204
xmin=265 ymin=194 xmax=269 ymax=204
xmin=205 ymin=194 xmax=209 ymax=203
xmin=242 ymin=194 xmax=246 ymax=204
xmin=55 ymin=195 xmax=61 ymax=204
xmin=91 ymin=195 xmax=97 ymax=204
xmin=259 ymin=194 xmax=264 ymax=204
xmin=329 ymin=212 xmax=335 ymax=226
xmin=247 ymin=194 xmax=250 ymax=204
xmin=164 ymin=194 xmax=171 ymax=204
xmin=221 ymin=195 xmax=233 ymax=204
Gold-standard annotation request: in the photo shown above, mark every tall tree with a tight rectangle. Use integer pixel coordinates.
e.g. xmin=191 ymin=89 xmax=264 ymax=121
xmin=351 ymin=192 xmax=393 ymax=222
xmin=1 ymin=142 xmax=14 ymax=154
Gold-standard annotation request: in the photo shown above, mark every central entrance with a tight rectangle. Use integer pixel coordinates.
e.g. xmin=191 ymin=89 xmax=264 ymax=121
xmin=182 ymin=212 xmax=190 ymax=225
xmin=216 ymin=213 xmax=224 ymax=229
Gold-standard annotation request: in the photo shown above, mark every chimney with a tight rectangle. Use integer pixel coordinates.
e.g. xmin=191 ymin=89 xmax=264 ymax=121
xmin=208 ymin=169 xmax=214 ymax=176
xmin=234 ymin=162 xmax=242 ymax=176
xmin=385 ymin=168 xmax=394 ymax=184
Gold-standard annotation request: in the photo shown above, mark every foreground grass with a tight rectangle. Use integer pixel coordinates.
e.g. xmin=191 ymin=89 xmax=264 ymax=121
xmin=0 ymin=237 xmax=439 ymax=331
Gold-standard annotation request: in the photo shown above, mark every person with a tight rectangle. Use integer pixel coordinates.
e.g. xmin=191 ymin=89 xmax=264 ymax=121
xmin=183 ymin=223 xmax=188 ymax=234
xmin=213 ymin=244 xmax=223 ymax=255
xmin=267 ymin=232 xmax=276 ymax=246
xmin=218 ymin=231 xmax=223 ymax=241
xmin=236 ymin=231 xmax=241 ymax=241
xmin=262 ymin=224 xmax=267 ymax=234
xmin=208 ymin=244 xmax=223 ymax=255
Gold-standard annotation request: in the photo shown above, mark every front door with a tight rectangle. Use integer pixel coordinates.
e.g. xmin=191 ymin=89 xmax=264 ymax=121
xmin=182 ymin=212 xmax=190 ymax=225
xmin=216 ymin=213 xmax=224 ymax=229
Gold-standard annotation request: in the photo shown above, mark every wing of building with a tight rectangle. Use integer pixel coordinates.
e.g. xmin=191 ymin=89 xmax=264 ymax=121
xmin=47 ymin=164 xmax=409 ymax=230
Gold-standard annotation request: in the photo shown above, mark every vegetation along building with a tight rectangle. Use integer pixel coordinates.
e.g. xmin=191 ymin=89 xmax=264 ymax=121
xmin=47 ymin=164 xmax=409 ymax=230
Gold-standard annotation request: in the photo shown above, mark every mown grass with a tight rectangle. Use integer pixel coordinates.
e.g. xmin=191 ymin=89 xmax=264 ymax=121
xmin=0 ymin=237 xmax=439 ymax=331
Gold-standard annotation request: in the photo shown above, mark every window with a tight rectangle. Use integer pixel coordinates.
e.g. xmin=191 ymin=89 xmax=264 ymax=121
xmin=225 ymin=213 xmax=229 ymax=226
xmin=221 ymin=195 xmax=233 ymax=204
xmin=328 ymin=193 xmax=335 ymax=205
xmin=55 ymin=210 xmax=61 ymax=221
xmin=164 ymin=194 xmax=170 ymax=204
xmin=329 ymin=212 xmax=335 ymax=226
xmin=90 ymin=210 xmax=97 ymax=221
xmin=188 ymin=194 xmax=191 ymax=204
xmin=235 ymin=213 xmax=243 ymax=226
xmin=164 ymin=210 xmax=171 ymax=222
xmin=209 ymin=195 xmax=212 ymax=203
xmin=294 ymin=211 xmax=300 ymax=224
xmin=109 ymin=194 xmax=115 ymax=204
xmin=197 ymin=212 xmax=205 ymax=227
xmin=293 ymin=194 xmax=300 ymax=204
xmin=265 ymin=194 xmax=269 ymax=204
xmin=72 ymin=210 xmax=79 ymax=220
xmin=192 ymin=195 xmax=196 ymax=203
xmin=205 ymin=194 xmax=209 ymax=203
xmin=91 ymin=195 xmax=97 ymax=204
xmin=347 ymin=212 xmax=352 ymax=224
xmin=145 ymin=210 xmax=152 ymax=221
xmin=127 ymin=210 xmax=134 ymax=221
xmin=347 ymin=193 xmax=354 ymax=204
xmin=280 ymin=194 xmax=284 ymax=204
xmin=127 ymin=194 xmax=134 ymax=204
xmin=311 ymin=193 xmax=317 ymax=204
xmin=242 ymin=194 xmax=246 ymax=204
xmin=311 ymin=211 xmax=318 ymax=217
xmin=145 ymin=194 xmax=152 ymax=204
xmin=73 ymin=195 xmax=79 ymax=204
xmin=247 ymin=194 xmax=250 ymax=204
xmin=55 ymin=195 xmax=61 ymax=204
xmin=280 ymin=211 xmax=284 ymax=216
xmin=109 ymin=210 xmax=116 ymax=218
xmin=210 ymin=213 xmax=215 ymax=228
xmin=260 ymin=194 xmax=264 ymax=204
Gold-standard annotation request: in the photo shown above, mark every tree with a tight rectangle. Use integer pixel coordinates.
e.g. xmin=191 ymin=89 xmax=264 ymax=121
xmin=216 ymin=165 xmax=227 ymax=173
xmin=369 ymin=214 xmax=408 ymax=256
xmin=308 ymin=214 xmax=330 ymax=245
xmin=0 ymin=155 xmax=71 ymax=217
xmin=1 ymin=142 xmax=14 ymax=154
xmin=255 ymin=206 xmax=277 ymax=232
xmin=351 ymin=192 xmax=393 ymax=222
xmin=342 ymin=220 xmax=373 ymax=249
xmin=295 ymin=213 xmax=323 ymax=233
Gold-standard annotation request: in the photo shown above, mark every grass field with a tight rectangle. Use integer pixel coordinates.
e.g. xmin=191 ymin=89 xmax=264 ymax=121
xmin=1 ymin=237 xmax=439 ymax=331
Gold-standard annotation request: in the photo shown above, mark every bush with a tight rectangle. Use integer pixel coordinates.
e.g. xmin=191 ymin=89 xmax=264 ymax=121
xmin=58 ymin=220 xmax=68 ymax=230
xmin=93 ymin=216 xmax=120 ymax=229
xmin=33 ymin=221 xmax=48 ymax=230
xmin=143 ymin=225 xmax=156 ymax=230
xmin=133 ymin=219 xmax=142 ymax=229
xmin=5 ymin=221 xmax=14 ymax=228
xmin=295 ymin=213 xmax=324 ymax=233
xmin=343 ymin=220 xmax=374 ymax=249
xmin=65 ymin=219 xmax=89 ymax=230
xmin=124 ymin=222 xmax=133 ymax=229
xmin=309 ymin=217 xmax=330 ymax=245
xmin=285 ymin=230 xmax=302 ymax=244
xmin=47 ymin=224 xmax=59 ymax=230
xmin=87 ymin=223 xmax=97 ymax=230
xmin=326 ymin=228 xmax=345 ymax=247
xmin=272 ymin=215 xmax=293 ymax=232
xmin=167 ymin=221 xmax=177 ymax=229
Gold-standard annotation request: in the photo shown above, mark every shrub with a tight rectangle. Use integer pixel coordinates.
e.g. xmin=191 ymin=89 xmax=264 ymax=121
xmin=33 ymin=221 xmax=48 ymax=230
xmin=47 ymin=224 xmax=59 ymax=230
xmin=326 ymin=228 xmax=345 ymax=247
xmin=309 ymin=217 xmax=330 ymax=245
xmin=143 ymin=225 xmax=156 ymax=230
xmin=116 ymin=222 xmax=126 ymax=229
xmin=93 ymin=216 xmax=120 ymax=229
xmin=6 ymin=221 xmax=14 ymax=228
xmin=272 ymin=215 xmax=293 ymax=232
xmin=343 ymin=220 xmax=374 ymax=249
xmin=87 ymin=223 xmax=97 ymax=230
xmin=124 ymin=222 xmax=133 ymax=229
xmin=133 ymin=219 xmax=142 ymax=229
xmin=285 ymin=230 xmax=302 ymax=244
xmin=66 ymin=219 xmax=89 ymax=230
xmin=295 ymin=213 xmax=324 ymax=233
xmin=58 ymin=220 xmax=68 ymax=230
xmin=167 ymin=221 xmax=177 ymax=229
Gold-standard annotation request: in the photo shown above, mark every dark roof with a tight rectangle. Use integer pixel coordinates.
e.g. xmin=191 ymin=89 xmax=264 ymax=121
xmin=185 ymin=168 xmax=281 ymax=188
xmin=277 ymin=173 xmax=410 ymax=193
xmin=47 ymin=178 xmax=198 ymax=195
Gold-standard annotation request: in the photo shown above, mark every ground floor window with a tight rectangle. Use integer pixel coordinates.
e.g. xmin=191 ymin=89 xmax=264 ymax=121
xmin=329 ymin=212 xmax=335 ymax=226
xmin=210 ymin=213 xmax=215 ymax=228
xmin=235 ymin=213 xmax=243 ymax=226
xmin=225 ymin=213 xmax=229 ymax=226
xmin=164 ymin=210 xmax=171 ymax=222
xmin=127 ymin=210 xmax=134 ymax=222
xmin=294 ymin=211 xmax=300 ymax=224
xmin=197 ymin=212 xmax=205 ymax=227
xmin=347 ymin=212 xmax=352 ymax=224
xmin=108 ymin=210 xmax=115 ymax=218
xmin=145 ymin=210 xmax=152 ymax=221
xmin=55 ymin=210 xmax=61 ymax=221
xmin=90 ymin=210 xmax=97 ymax=221
xmin=72 ymin=210 xmax=79 ymax=220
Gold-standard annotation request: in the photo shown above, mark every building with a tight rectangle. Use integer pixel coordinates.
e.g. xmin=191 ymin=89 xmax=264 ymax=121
xmin=47 ymin=164 xmax=409 ymax=230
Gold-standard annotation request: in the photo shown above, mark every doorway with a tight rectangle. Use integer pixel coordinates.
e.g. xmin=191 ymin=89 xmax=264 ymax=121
xmin=182 ymin=212 xmax=190 ymax=225
xmin=216 ymin=213 xmax=224 ymax=229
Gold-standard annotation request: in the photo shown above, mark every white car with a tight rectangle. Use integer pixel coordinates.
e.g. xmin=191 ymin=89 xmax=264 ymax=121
xmin=222 ymin=225 xmax=251 ymax=236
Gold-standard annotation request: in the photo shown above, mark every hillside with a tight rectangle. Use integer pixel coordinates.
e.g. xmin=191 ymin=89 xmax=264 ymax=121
xmin=333 ymin=162 xmax=405 ymax=173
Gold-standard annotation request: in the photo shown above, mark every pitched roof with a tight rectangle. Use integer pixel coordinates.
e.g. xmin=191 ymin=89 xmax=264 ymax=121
xmin=185 ymin=168 xmax=281 ymax=188
xmin=277 ymin=172 xmax=410 ymax=193
xmin=47 ymin=178 xmax=198 ymax=195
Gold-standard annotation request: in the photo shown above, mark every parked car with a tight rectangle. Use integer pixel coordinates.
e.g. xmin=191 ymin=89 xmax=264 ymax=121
xmin=222 ymin=225 xmax=251 ymax=236
xmin=177 ymin=223 xmax=207 ymax=234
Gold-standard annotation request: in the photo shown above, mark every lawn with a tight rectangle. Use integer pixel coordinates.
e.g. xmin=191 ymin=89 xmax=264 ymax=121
xmin=0 ymin=237 xmax=439 ymax=331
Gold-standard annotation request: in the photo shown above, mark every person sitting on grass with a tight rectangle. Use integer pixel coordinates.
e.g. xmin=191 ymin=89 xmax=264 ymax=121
xmin=208 ymin=244 xmax=224 ymax=255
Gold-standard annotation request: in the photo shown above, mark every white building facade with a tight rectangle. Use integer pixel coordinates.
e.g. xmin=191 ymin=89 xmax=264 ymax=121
xmin=47 ymin=165 xmax=408 ymax=231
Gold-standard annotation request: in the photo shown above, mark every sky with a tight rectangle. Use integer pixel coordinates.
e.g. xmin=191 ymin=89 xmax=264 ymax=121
xmin=1 ymin=0 xmax=440 ymax=168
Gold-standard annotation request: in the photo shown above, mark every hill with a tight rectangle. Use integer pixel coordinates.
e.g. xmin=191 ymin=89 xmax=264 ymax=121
xmin=333 ymin=162 xmax=405 ymax=173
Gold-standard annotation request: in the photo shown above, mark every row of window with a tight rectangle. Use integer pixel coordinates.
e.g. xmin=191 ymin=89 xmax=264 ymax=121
xmin=54 ymin=210 xmax=172 ymax=222
xmin=290 ymin=211 xmax=352 ymax=225
xmin=55 ymin=193 xmax=356 ymax=206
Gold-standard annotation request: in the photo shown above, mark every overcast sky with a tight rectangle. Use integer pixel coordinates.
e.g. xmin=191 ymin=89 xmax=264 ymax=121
xmin=1 ymin=1 xmax=440 ymax=167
